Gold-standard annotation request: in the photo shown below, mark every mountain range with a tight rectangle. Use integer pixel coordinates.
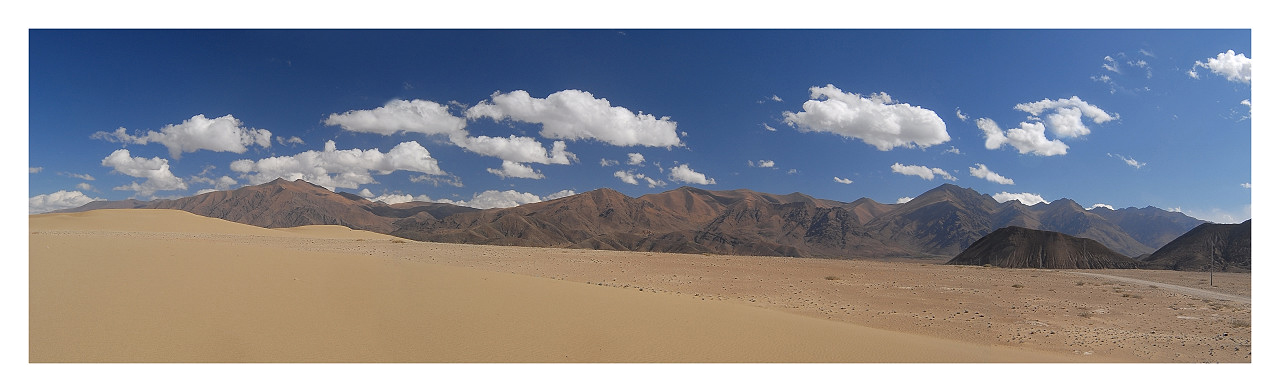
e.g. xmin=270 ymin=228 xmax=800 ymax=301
xmin=52 ymin=179 xmax=1209 ymax=260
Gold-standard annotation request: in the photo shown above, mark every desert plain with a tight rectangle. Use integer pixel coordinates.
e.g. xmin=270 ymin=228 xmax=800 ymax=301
xmin=29 ymin=209 xmax=1250 ymax=362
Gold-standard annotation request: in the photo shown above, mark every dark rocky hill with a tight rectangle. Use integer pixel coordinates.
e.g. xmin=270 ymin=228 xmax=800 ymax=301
xmin=946 ymin=226 xmax=1138 ymax=269
xmin=1140 ymin=220 xmax=1251 ymax=272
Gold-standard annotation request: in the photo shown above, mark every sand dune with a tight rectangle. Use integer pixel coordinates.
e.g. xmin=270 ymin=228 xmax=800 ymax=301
xmin=29 ymin=209 xmax=1097 ymax=363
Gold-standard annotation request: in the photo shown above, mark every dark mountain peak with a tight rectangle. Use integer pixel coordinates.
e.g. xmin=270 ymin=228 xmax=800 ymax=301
xmin=1141 ymin=220 xmax=1251 ymax=271
xmin=947 ymin=226 xmax=1137 ymax=269
xmin=336 ymin=191 xmax=368 ymax=202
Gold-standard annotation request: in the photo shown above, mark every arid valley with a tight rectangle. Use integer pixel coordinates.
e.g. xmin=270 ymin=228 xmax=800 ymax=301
xmin=30 ymin=209 xmax=1250 ymax=363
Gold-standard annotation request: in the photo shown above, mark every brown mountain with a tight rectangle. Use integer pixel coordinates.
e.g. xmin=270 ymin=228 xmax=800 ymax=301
xmin=51 ymin=199 xmax=150 ymax=213
xmin=1087 ymin=206 xmax=1208 ymax=251
xmin=1140 ymin=220 xmax=1251 ymax=272
xmin=48 ymin=180 xmax=1206 ymax=263
xmin=945 ymin=226 xmax=1137 ymax=269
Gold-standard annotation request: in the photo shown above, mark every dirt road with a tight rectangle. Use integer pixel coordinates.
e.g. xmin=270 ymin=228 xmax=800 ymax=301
xmin=1069 ymin=272 xmax=1250 ymax=304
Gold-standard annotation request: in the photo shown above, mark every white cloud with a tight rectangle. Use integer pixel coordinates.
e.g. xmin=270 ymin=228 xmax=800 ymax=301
xmin=466 ymin=89 xmax=682 ymax=147
xmin=896 ymin=197 xmax=914 ymax=204
xmin=101 ymin=149 xmax=188 ymax=197
xmin=976 ymin=118 xmax=1069 ymax=156
xmin=614 ymin=170 xmax=665 ymax=188
xmin=276 ymin=136 xmax=305 ymax=146
xmin=748 ymin=159 xmax=775 ymax=168
xmin=1088 ymin=203 xmax=1115 ymax=210
xmin=29 ymin=190 xmax=103 ymax=214
xmin=1192 ymin=50 xmax=1251 ymax=84
xmin=968 ymin=163 xmax=1014 ymax=185
xmin=324 ymin=99 xmax=468 ymax=139
xmin=409 ymin=174 xmax=464 ymax=188
xmin=762 ymin=123 xmax=777 ymax=132
xmin=486 ymin=160 xmax=545 ymax=179
xmin=627 ymin=153 xmax=646 ymax=166
xmin=833 ymin=176 xmax=853 ymax=184
xmin=770 ymin=94 xmax=783 ymax=102
xmin=1241 ymin=183 xmax=1251 ymax=189
xmin=229 ymin=140 xmax=447 ymax=191
xmin=456 ymin=190 xmax=544 ymax=209
xmin=944 ymin=146 xmax=961 ymax=155
xmin=60 ymin=172 xmax=95 ymax=181
xmin=782 ymin=84 xmax=949 ymax=151
xmin=1013 ymin=96 xmax=1116 ymax=138
xmin=92 ymin=114 xmax=271 ymax=158
xmin=190 ymin=175 xmax=238 ymax=194
xmin=545 ymin=190 xmax=577 ymax=200
xmin=456 ymin=135 xmax=575 ymax=165
xmin=786 ymin=169 xmax=798 ymax=175
xmin=29 ymin=167 xmax=43 ymax=174
xmin=1107 ymin=153 xmax=1146 ymax=169
xmin=992 ymin=192 xmax=1047 ymax=206
xmin=600 ymin=158 xmax=619 ymax=167
xmin=358 ymin=188 xmax=376 ymax=198
xmin=890 ymin=163 xmax=956 ymax=181
xmin=668 ymin=164 xmax=716 ymax=185
xmin=1102 ymin=55 xmax=1120 ymax=73
xmin=955 ymin=108 xmax=969 ymax=122
xmin=75 ymin=182 xmax=95 ymax=191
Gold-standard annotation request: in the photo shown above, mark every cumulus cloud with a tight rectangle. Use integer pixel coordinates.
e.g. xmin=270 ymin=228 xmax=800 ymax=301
xmin=992 ymin=192 xmax=1047 ymax=206
xmin=968 ymin=163 xmax=1014 ymax=185
xmin=763 ymin=123 xmax=777 ymax=132
xmin=190 ymin=175 xmax=238 ymax=194
xmin=466 ymin=89 xmax=682 ymax=147
xmin=1088 ymin=203 xmax=1115 ymax=210
xmin=896 ymin=197 xmax=914 ymax=204
xmin=1192 ymin=50 xmax=1251 ymax=84
xmin=410 ymin=174 xmax=464 ymax=188
xmin=770 ymin=95 xmax=783 ymax=102
xmin=454 ymin=190 xmax=544 ymax=209
xmin=60 ymin=172 xmax=95 ymax=181
xmin=833 ymin=176 xmax=853 ymax=184
xmin=101 ymin=149 xmax=188 ymax=197
xmin=76 ymin=183 xmax=95 ymax=191
xmin=276 ymin=136 xmax=305 ymax=146
xmin=944 ymin=146 xmax=961 ymax=155
xmin=600 ymin=158 xmax=619 ymax=167
xmin=29 ymin=190 xmax=102 ymax=214
xmin=92 ymin=114 xmax=271 ymax=158
xmin=667 ymin=163 xmax=716 ymax=185
xmin=324 ymin=99 xmax=468 ymax=139
xmin=976 ymin=118 xmax=1068 ymax=156
xmin=229 ymin=140 xmax=447 ymax=191
xmin=1107 ymin=153 xmax=1146 ymax=169
xmin=614 ymin=170 xmax=666 ymax=188
xmin=782 ymin=84 xmax=949 ymax=151
xmin=627 ymin=153 xmax=646 ymax=166
xmin=890 ymin=163 xmax=956 ymax=181
xmin=1013 ymin=96 xmax=1116 ymax=138
xmin=486 ymin=160 xmax=545 ymax=179
xmin=748 ymin=160 xmax=775 ymax=168
xmin=545 ymin=190 xmax=577 ymax=200
xmin=456 ymin=136 xmax=575 ymax=165
xmin=29 ymin=167 xmax=43 ymax=174
xmin=955 ymin=108 xmax=969 ymax=122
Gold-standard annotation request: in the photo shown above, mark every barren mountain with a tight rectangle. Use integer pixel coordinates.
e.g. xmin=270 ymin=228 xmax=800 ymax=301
xmin=48 ymin=180 xmax=1206 ymax=263
xmin=1140 ymin=220 xmax=1251 ymax=272
xmin=946 ymin=226 xmax=1138 ymax=269
xmin=1087 ymin=206 xmax=1208 ymax=250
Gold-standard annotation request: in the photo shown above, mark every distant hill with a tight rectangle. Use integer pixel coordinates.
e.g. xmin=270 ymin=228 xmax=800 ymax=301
xmin=1140 ymin=220 xmax=1251 ymax=272
xmin=48 ymin=180 xmax=1208 ymax=262
xmin=946 ymin=226 xmax=1137 ymax=269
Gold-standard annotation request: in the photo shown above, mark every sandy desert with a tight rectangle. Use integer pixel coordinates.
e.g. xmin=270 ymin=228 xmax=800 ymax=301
xmin=29 ymin=209 xmax=1250 ymax=363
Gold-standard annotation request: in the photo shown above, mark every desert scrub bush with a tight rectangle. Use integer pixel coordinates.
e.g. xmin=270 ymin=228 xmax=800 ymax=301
xmin=391 ymin=239 xmax=408 ymax=244
xmin=1011 ymin=284 xmax=1024 ymax=288
xmin=1230 ymin=319 xmax=1251 ymax=328
xmin=1078 ymin=311 xmax=1092 ymax=318
xmin=1075 ymin=281 xmax=1086 ymax=286
xmin=824 ymin=276 xmax=841 ymax=281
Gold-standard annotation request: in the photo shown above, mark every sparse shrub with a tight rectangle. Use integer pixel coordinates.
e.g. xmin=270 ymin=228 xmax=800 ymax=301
xmin=391 ymin=239 xmax=407 ymax=244
xmin=983 ymin=264 xmax=993 ymax=268
xmin=1012 ymin=284 xmax=1024 ymax=288
xmin=1075 ymin=281 xmax=1086 ymax=286
xmin=1230 ymin=319 xmax=1251 ymax=328
xmin=1078 ymin=311 xmax=1092 ymax=318
xmin=824 ymin=276 xmax=840 ymax=281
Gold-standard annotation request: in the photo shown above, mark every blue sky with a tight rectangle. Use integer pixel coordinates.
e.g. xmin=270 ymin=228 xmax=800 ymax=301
xmin=27 ymin=29 xmax=1251 ymax=222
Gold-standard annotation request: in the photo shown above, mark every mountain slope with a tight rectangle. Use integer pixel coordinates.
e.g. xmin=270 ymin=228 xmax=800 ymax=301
xmin=1140 ymin=220 xmax=1251 ymax=272
xmin=946 ymin=226 xmax=1137 ymax=269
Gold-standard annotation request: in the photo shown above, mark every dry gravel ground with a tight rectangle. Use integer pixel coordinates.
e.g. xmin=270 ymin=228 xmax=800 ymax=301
xmin=30 ymin=210 xmax=1250 ymax=363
